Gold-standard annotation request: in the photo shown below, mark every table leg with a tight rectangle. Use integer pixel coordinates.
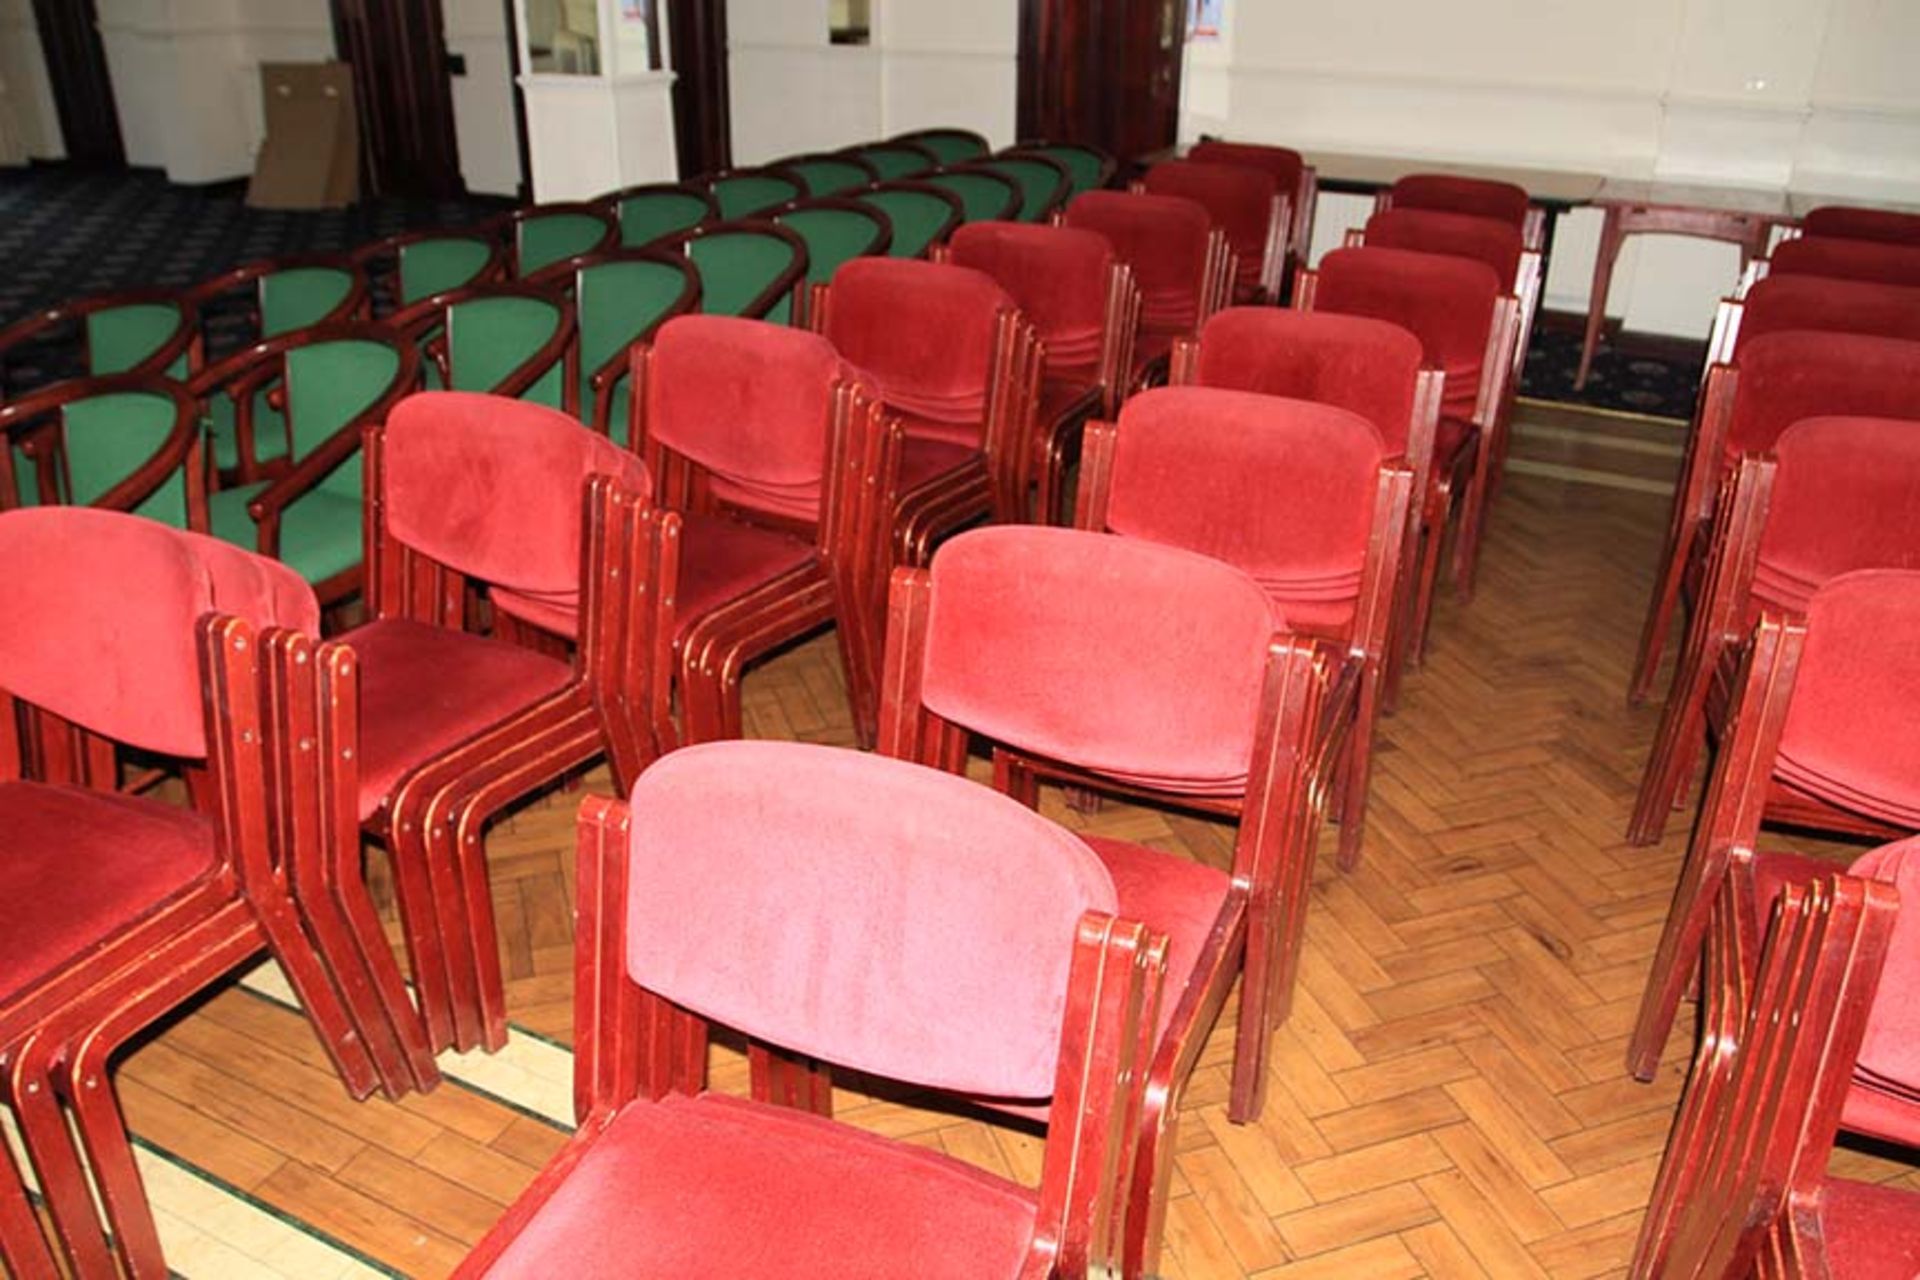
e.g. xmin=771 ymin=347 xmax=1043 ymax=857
xmin=1574 ymin=207 xmax=1623 ymax=391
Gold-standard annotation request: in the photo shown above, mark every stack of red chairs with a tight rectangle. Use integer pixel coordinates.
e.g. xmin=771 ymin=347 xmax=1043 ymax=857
xmin=1377 ymin=173 xmax=1544 ymax=252
xmin=1063 ymin=190 xmax=1231 ymax=387
xmin=1139 ymin=160 xmax=1288 ymax=304
xmin=1187 ymin=139 xmax=1317 ymax=275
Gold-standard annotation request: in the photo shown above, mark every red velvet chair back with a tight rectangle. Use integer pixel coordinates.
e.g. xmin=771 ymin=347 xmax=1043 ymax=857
xmin=1758 ymin=416 xmax=1920 ymax=612
xmin=1734 ymin=275 xmax=1920 ymax=357
xmin=919 ymin=525 xmax=1274 ymax=791
xmin=1064 ymin=191 xmax=1212 ymax=336
xmin=623 ymin=739 xmax=1118 ymax=1098
xmin=1802 ymin=206 xmax=1920 ymax=248
xmin=1848 ymin=836 xmax=1920 ymax=1085
xmin=1141 ymin=161 xmax=1276 ymax=294
xmin=1387 ymin=175 xmax=1530 ymax=233
xmin=382 ymin=391 xmax=648 ymax=614
xmin=1723 ymin=331 xmax=1920 ymax=458
xmin=1313 ymin=246 xmax=1500 ymax=421
xmin=949 ymin=221 xmax=1112 ymax=383
xmin=1188 ymin=140 xmax=1304 ymax=196
xmin=1768 ymin=236 xmax=1920 ymax=289
xmin=0 ymin=507 xmax=317 ymax=758
xmin=646 ymin=315 xmax=858 ymax=522
xmin=1190 ymin=308 xmax=1424 ymax=456
xmin=1105 ymin=387 xmax=1384 ymax=617
xmin=823 ymin=257 xmax=1011 ymax=430
xmin=1363 ymin=208 xmax=1522 ymax=292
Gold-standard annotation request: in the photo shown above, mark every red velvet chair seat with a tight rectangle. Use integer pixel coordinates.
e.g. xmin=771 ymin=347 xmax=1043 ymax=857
xmin=1819 ymin=1178 xmax=1920 ymax=1280
xmin=1773 ymin=627 xmax=1920 ymax=826
xmin=1039 ymin=377 xmax=1101 ymax=429
xmin=482 ymin=1091 xmax=1039 ymax=1279
xmin=673 ymin=512 xmax=817 ymax=627
xmin=345 ymin=618 xmax=575 ymax=820
xmin=0 ymin=781 xmax=216 ymax=1003
xmin=1081 ymin=834 xmax=1231 ymax=1041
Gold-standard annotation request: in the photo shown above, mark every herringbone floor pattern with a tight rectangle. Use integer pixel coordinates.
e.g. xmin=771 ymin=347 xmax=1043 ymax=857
xmin=97 ymin=462 xmax=1920 ymax=1278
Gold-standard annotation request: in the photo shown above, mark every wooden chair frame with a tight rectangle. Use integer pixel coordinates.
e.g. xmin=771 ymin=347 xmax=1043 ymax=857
xmin=459 ymin=793 xmax=1164 ymax=1278
xmin=892 ymin=126 xmax=992 ymax=162
xmin=352 ymin=438 xmax=680 ymax=1055
xmin=659 ymin=220 xmax=810 ymax=323
xmin=589 ymin=180 xmax=720 ymax=249
xmin=771 ymin=196 xmax=895 ymax=330
xmin=1007 ymin=141 xmax=1120 ymax=194
xmin=701 ymin=164 xmax=808 ymax=220
xmin=1136 ymin=167 xmax=1291 ymax=304
xmin=926 ymin=164 xmax=1025 ymax=223
xmin=0 ymin=374 xmax=206 ymax=526
xmin=876 ymin=564 xmax=1355 ymax=1277
xmin=840 ymin=138 xmax=941 ymax=179
xmin=855 ymin=179 xmax=967 ymax=259
xmin=488 ymin=203 xmax=619 ymax=278
xmin=522 ymin=247 xmax=702 ymax=431
xmin=183 ymin=252 xmax=369 ymax=358
xmin=389 ymin=279 xmax=578 ymax=402
xmin=349 ymin=227 xmax=507 ymax=316
xmin=775 ymin=151 xmax=882 ymax=196
xmin=0 ymin=287 xmax=199 ymax=397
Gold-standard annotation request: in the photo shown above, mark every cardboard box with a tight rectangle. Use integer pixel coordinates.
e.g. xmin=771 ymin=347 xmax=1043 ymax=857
xmin=247 ymin=62 xmax=360 ymax=209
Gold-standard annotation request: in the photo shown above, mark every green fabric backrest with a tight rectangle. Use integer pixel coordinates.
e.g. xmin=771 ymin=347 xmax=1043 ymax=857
xmin=62 ymin=391 xmax=189 ymax=526
xmin=711 ymin=174 xmax=802 ymax=220
xmin=928 ymin=173 xmax=1016 ymax=223
xmin=689 ymin=233 xmax=798 ymax=322
xmin=855 ymin=191 xmax=948 ymax=258
xmin=1039 ymin=146 xmax=1106 ymax=195
xmin=86 ymin=303 xmax=186 ymax=377
xmin=912 ymin=133 xmax=987 ymax=165
xmin=983 ymin=159 xmax=1059 ymax=222
xmin=617 ymin=191 xmax=710 ymax=247
xmin=787 ymin=159 xmax=870 ymax=197
xmin=283 ymin=340 xmax=402 ymax=500
xmin=519 ymin=214 xmax=607 ymax=276
xmin=398 ymin=237 xmax=494 ymax=305
xmin=777 ymin=208 xmax=884 ymax=285
xmin=261 ymin=267 xmax=355 ymax=337
xmin=852 ymin=147 xmax=931 ymax=180
xmin=578 ymin=259 xmax=691 ymax=374
xmin=447 ymin=296 xmax=566 ymax=408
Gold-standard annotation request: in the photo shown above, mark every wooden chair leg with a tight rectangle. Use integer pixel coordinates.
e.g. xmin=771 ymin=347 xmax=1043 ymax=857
xmin=1124 ymin=1073 xmax=1182 ymax=1280
xmin=0 ymin=1125 xmax=58 ymax=1280
xmin=380 ymin=813 xmax=461 ymax=1054
xmin=1410 ymin=484 xmax=1453 ymax=666
xmin=1626 ymin=638 xmax=1721 ymax=846
xmin=1335 ymin=661 xmax=1381 ymax=873
xmin=1630 ymin=531 xmax=1692 ymax=706
xmin=7 ymin=1030 xmax=115 ymax=1279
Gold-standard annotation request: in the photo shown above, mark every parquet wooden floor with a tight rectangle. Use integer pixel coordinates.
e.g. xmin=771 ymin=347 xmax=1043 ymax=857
xmin=30 ymin=416 xmax=1920 ymax=1279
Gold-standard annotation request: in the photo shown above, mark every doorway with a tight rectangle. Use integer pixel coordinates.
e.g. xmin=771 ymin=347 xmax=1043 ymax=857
xmin=1017 ymin=0 xmax=1183 ymax=164
xmin=331 ymin=0 xmax=466 ymax=198
xmin=30 ymin=0 xmax=125 ymax=168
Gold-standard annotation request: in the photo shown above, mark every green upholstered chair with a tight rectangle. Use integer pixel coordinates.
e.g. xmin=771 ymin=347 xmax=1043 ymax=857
xmin=704 ymin=166 xmax=806 ymax=220
xmin=892 ymin=127 xmax=990 ymax=165
xmin=185 ymin=255 xmax=369 ymax=479
xmin=0 ymin=288 xmax=197 ymax=397
xmin=978 ymin=154 xmax=1072 ymax=222
xmin=352 ymin=229 xmax=504 ymax=314
xmin=778 ymin=152 xmax=879 ymax=197
xmin=526 ymin=248 xmax=702 ymax=433
xmin=772 ymin=199 xmax=893 ymax=328
xmin=840 ymin=141 xmax=937 ymax=181
xmin=595 ymin=181 xmax=717 ymax=248
xmin=1010 ymin=142 xmax=1117 ymax=196
xmin=392 ymin=282 xmax=576 ymax=412
xmin=926 ymin=168 xmax=1022 ymax=223
xmin=852 ymin=182 xmax=964 ymax=259
xmin=0 ymin=375 xmax=201 ymax=526
xmin=667 ymin=221 xmax=809 ymax=326
xmin=193 ymin=324 xmax=419 ymax=603
xmin=500 ymin=203 xmax=618 ymax=277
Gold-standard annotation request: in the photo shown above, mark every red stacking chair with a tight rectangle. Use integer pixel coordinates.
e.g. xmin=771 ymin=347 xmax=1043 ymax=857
xmin=946 ymin=221 xmax=1140 ymax=523
xmin=1297 ymin=246 xmax=1519 ymax=655
xmin=1168 ymin=308 xmax=1442 ymax=698
xmin=325 ymin=392 xmax=678 ymax=1058
xmin=1140 ymin=160 xmax=1286 ymax=304
xmin=1628 ymin=569 xmax=1920 ymax=1082
xmin=1801 ymin=204 xmax=1920 ymax=247
xmin=817 ymin=257 xmax=1041 ymax=564
xmin=1629 ymin=871 xmax=1912 ymax=1280
xmin=0 ymin=508 xmax=393 ymax=1278
xmin=1704 ymin=272 xmax=1920 ymax=368
xmin=1188 ymin=139 xmax=1316 ymax=266
xmin=1629 ymin=417 xmax=1920 ymax=844
xmin=455 ymin=740 xmax=1168 ymax=1279
xmin=1077 ymin=386 xmax=1409 ymax=871
xmin=1629 ymin=332 xmax=1920 ymax=705
xmin=1379 ymin=173 xmax=1542 ymax=249
xmin=1063 ymin=190 xmax=1231 ymax=387
xmin=1764 ymin=235 xmax=1920 ymax=289
xmin=879 ymin=525 xmax=1350 ymax=1277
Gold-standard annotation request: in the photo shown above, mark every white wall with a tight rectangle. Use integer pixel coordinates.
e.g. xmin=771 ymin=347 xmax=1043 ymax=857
xmin=445 ymin=0 xmax=525 ymax=196
xmin=96 ymin=0 xmax=336 ymax=184
xmin=1182 ymin=0 xmax=1920 ymax=337
xmin=726 ymin=0 xmax=1016 ymax=164
xmin=0 ymin=0 xmax=65 ymax=163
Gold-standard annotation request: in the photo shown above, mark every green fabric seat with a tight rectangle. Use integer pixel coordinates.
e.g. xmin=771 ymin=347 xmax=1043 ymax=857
xmin=11 ymin=391 xmax=191 ymax=526
xmin=208 ymin=484 xmax=364 ymax=585
xmin=927 ymin=173 xmax=1019 ymax=223
xmin=854 ymin=190 xmax=954 ymax=259
xmin=776 ymin=208 xmax=888 ymax=285
xmin=981 ymin=159 xmax=1065 ymax=222
xmin=613 ymin=190 xmax=712 ymax=248
xmin=446 ymin=295 xmax=568 ymax=408
xmin=574 ymin=258 xmax=697 ymax=425
xmin=711 ymin=173 xmax=802 ymax=220
xmin=519 ymin=214 xmax=609 ymax=277
xmin=785 ymin=158 xmax=871 ymax=197
xmin=206 ymin=388 xmax=288 ymax=473
xmin=688 ymin=233 xmax=801 ymax=323
xmin=260 ymin=267 xmax=356 ymax=336
xmin=1033 ymin=145 xmax=1109 ymax=196
xmin=848 ymin=146 xmax=931 ymax=181
xmin=902 ymin=132 xmax=988 ymax=165
xmin=86 ymin=303 xmax=190 ymax=376
xmin=397 ymin=237 xmax=495 ymax=305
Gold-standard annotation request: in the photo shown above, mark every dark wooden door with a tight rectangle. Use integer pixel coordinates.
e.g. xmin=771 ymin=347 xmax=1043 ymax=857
xmin=667 ymin=0 xmax=731 ymax=179
xmin=331 ymin=0 xmax=465 ymax=198
xmin=1018 ymin=0 xmax=1182 ymax=165
xmin=31 ymin=0 xmax=125 ymax=168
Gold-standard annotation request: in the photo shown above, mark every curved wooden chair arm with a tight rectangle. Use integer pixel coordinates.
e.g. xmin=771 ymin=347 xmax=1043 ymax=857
xmin=661 ymin=220 xmax=809 ymax=321
xmin=0 ymin=288 xmax=201 ymax=390
xmin=183 ymin=252 xmax=369 ymax=326
xmin=0 ymin=373 xmax=202 ymax=518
